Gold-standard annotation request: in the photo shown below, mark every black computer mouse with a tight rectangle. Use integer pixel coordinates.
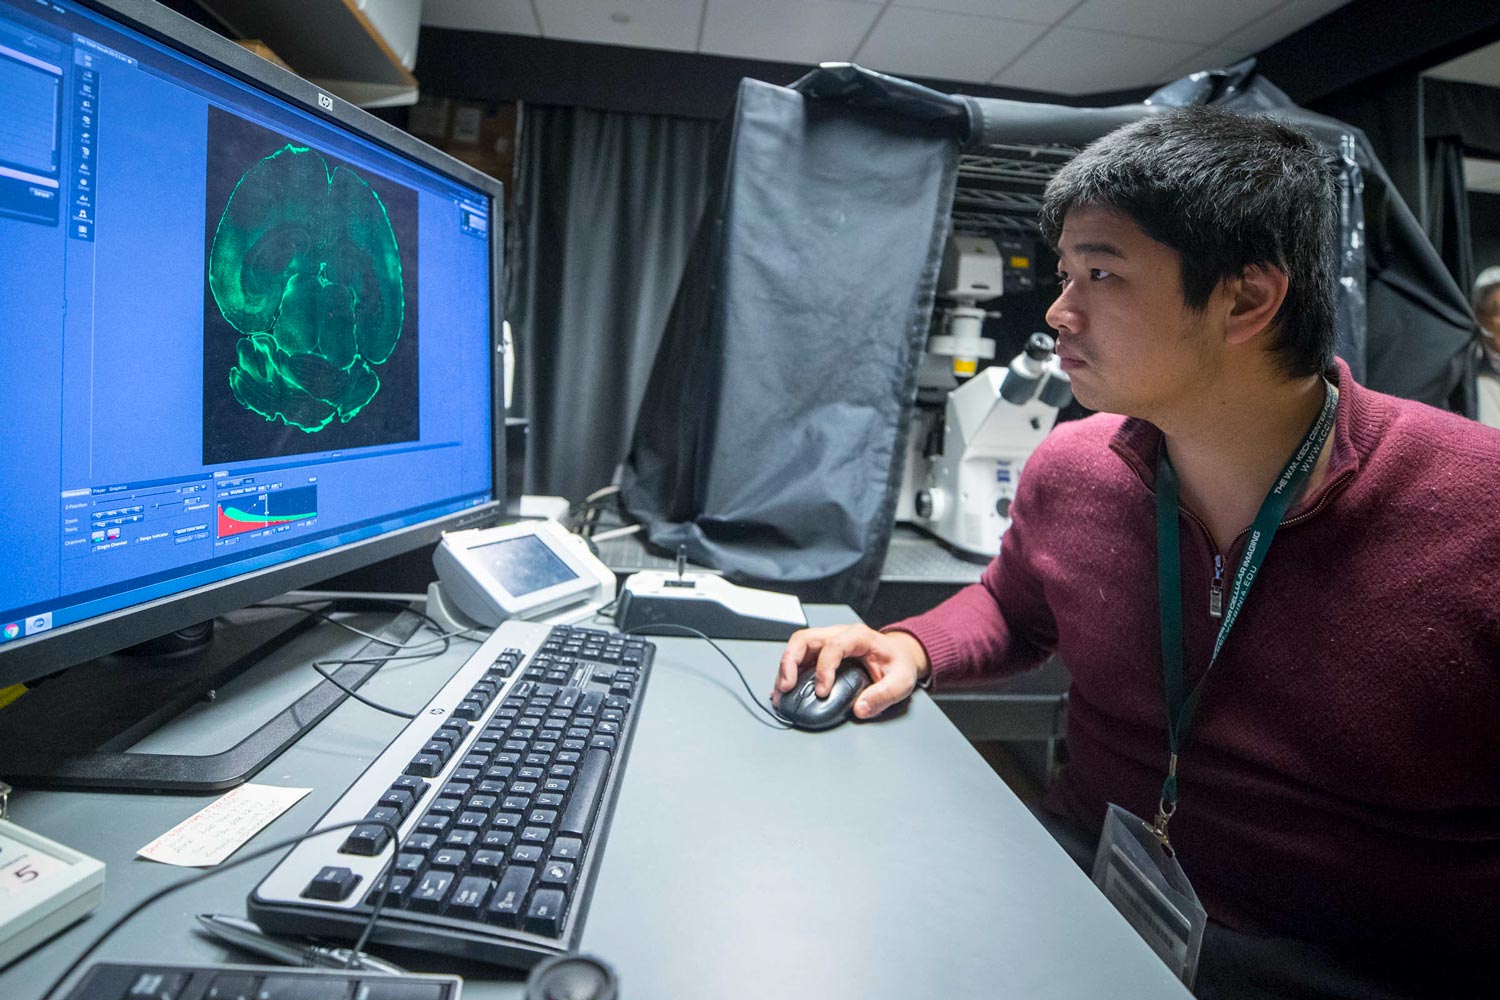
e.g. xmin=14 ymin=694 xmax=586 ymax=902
xmin=776 ymin=660 xmax=871 ymax=731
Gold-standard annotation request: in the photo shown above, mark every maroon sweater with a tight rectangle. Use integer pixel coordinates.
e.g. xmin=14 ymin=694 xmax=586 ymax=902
xmin=891 ymin=360 xmax=1500 ymax=956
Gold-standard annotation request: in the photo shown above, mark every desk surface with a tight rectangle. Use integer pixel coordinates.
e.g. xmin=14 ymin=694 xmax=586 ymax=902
xmin=3 ymin=605 xmax=1188 ymax=999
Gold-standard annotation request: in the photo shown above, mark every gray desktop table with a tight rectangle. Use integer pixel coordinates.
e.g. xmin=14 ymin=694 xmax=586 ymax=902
xmin=2 ymin=604 xmax=1189 ymax=999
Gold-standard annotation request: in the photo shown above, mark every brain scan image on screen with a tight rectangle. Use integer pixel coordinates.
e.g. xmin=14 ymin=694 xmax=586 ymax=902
xmin=208 ymin=143 xmax=405 ymax=434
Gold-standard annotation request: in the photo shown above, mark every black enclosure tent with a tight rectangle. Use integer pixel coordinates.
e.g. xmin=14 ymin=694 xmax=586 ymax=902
xmin=621 ymin=62 xmax=1477 ymax=612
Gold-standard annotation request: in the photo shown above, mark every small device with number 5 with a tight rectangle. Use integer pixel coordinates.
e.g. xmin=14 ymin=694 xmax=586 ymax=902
xmin=0 ymin=784 xmax=106 ymax=969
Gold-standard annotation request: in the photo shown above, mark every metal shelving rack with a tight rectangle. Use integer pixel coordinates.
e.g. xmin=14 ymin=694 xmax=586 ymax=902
xmin=950 ymin=143 xmax=1079 ymax=239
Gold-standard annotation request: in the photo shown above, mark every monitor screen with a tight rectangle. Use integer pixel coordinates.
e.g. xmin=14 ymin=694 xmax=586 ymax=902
xmin=0 ymin=0 xmax=502 ymax=683
xmin=474 ymin=535 xmax=581 ymax=598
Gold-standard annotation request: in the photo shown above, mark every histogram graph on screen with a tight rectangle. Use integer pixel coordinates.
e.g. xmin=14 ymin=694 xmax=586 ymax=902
xmin=216 ymin=485 xmax=318 ymax=539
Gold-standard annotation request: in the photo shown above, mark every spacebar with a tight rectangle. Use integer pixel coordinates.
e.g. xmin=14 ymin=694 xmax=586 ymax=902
xmin=559 ymin=749 xmax=611 ymax=837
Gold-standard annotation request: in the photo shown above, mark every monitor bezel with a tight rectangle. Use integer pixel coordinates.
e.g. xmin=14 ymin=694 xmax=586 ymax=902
xmin=0 ymin=0 xmax=507 ymax=686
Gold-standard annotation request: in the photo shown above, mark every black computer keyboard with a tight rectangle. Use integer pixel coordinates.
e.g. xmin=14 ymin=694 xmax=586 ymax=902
xmin=61 ymin=963 xmax=461 ymax=1000
xmin=248 ymin=621 xmax=653 ymax=970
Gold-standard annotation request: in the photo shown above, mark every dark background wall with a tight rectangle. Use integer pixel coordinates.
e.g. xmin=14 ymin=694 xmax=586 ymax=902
xmin=1470 ymin=190 xmax=1500 ymax=276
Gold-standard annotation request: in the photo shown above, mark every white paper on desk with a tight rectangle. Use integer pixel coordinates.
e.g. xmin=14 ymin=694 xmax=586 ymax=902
xmin=138 ymin=783 xmax=310 ymax=867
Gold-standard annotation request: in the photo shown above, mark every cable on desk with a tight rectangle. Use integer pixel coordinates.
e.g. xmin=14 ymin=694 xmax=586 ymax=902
xmin=620 ymin=623 xmax=794 ymax=730
xmin=250 ymin=601 xmax=475 ymax=722
xmin=252 ymin=599 xmax=484 ymax=649
xmin=43 ymin=818 xmax=403 ymax=1000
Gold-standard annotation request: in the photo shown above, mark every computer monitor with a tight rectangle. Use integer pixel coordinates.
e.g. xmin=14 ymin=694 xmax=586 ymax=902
xmin=0 ymin=0 xmax=504 ymax=780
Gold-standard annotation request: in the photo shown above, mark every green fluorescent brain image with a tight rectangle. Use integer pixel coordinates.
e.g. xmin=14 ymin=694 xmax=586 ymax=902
xmin=208 ymin=144 xmax=405 ymax=433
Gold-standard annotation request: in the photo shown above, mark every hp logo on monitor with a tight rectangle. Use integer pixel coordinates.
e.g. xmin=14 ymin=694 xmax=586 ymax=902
xmin=317 ymin=92 xmax=334 ymax=111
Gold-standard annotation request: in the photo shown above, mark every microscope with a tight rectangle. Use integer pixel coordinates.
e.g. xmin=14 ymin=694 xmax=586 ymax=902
xmin=896 ymin=235 xmax=1072 ymax=559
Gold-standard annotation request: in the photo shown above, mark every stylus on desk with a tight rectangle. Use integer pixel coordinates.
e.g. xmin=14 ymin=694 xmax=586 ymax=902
xmin=196 ymin=913 xmax=405 ymax=975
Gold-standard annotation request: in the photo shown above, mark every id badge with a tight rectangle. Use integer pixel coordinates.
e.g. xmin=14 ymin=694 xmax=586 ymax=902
xmin=1091 ymin=803 xmax=1206 ymax=988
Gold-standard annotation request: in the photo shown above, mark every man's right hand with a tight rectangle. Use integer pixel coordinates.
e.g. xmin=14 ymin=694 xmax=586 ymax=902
xmin=773 ymin=625 xmax=931 ymax=721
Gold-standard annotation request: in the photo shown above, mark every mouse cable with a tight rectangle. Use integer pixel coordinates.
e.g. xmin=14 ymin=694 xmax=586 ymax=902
xmin=620 ymin=623 xmax=793 ymax=730
xmin=43 ymin=817 xmax=404 ymax=1000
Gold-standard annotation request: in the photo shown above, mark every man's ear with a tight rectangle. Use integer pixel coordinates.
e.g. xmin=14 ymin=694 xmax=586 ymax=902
xmin=1223 ymin=265 xmax=1290 ymax=347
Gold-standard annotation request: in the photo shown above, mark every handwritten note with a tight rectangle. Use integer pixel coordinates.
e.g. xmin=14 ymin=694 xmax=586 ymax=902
xmin=138 ymin=784 xmax=310 ymax=867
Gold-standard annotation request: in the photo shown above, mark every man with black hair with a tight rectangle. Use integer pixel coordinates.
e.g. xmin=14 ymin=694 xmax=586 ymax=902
xmin=1474 ymin=266 xmax=1500 ymax=427
xmin=775 ymin=106 xmax=1500 ymax=997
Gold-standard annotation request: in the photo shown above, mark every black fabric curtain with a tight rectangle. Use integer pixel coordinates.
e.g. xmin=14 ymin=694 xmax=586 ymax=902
xmin=1426 ymin=136 xmax=1476 ymax=295
xmin=506 ymin=104 xmax=715 ymax=502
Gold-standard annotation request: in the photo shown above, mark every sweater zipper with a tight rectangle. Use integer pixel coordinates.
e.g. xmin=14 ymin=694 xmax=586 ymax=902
xmin=1119 ymin=455 xmax=1357 ymax=620
xmin=1208 ymin=553 xmax=1224 ymax=619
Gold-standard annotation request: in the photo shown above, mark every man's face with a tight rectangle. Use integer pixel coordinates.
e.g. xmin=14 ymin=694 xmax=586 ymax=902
xmin=1045 ymin=205 xmax=1219 ymax=419
xmin=1477 ymin=289 xmax=1500 ymax=354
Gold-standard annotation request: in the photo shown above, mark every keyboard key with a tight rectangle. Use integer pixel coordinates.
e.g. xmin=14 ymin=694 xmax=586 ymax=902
xmin=576 ymin=692 xmax=603 ymax=716
xmin=486 ymin=865 xmax=535 ymax=926
xmin=405 ymin=754 xmax=442 ymax=778
xmin=254 ymin=977 xmax=351 ymax=1000
xmin=455 ymin=811 xmax=488 ymax=830
xmin=431 ymin=848 xmax=467 ymax=869
xmin=481 ymin=829 xmax=514 ymax=849
xmin=303 ymin=865 xmax=361 ymax=901
xmin=394 ymin=851 xmax=425 ymax=875
xmin=205 ymin=974 xmax=258 ymax=1000
xmin=492 ymin=812 xmax=522 ymax=830
xmin=589 ymin=736 xmax=616 ymax=753
xmin=447 ymin=875 xmax=494 ymax=919
xmin=471 ymin=849 xmax=505 ymax=872
xmin=529 ymin=809 xmax=558 ymax=826
xmin=452 ymin=700 xmax=484 ymax=720
xmin=551 ymin=836 xmax=582 ymax=860
xmin=402 ymin=833 xmax=438 ymax=854
xmin=543 ymin=778 xmax=571 ymax=794
xmin=378 ymin=788 xmax=417 ymax=818
xmin=365 ymin=806 xmax=401 ymax=828
xmin=539 ymin=860 xmax=574 ymax=887
xmin=427 ymin=797 xmax=462 ymax=815
xmin=365 ymin=873 xmax=414 ymax=906
xmin=604 ymin=695 xmax=631 ymax=711
xmin=535 ymin=792 xmax=564 ymax=809
xmin=409 ymin=870 xmax=455 ymax=912
xmin=416 ymin=814 xmax=450 ymax=837
xmin=130 ymin=972 xmax=189 ymax=1000
xmin=524 ymin=888 xmax=567 ymax=936
xmin=502 ymin=796 xmax=530 ymax=812
xmin=444 ymin=829 xmax=479 ymax=848
xmin=559 ymin=749 xmax=609 ymax=837
xmin=520 ymin=825 xmax=550 ymax=844
xmin=421 ymin=740 xmax=454 ymax=763
xmin=510 ymin=844 xmax=542 ymax=864
xmin=389 ymin=775 xmax=429 ymax=799
xmin=595 ymin=721 xmax=620 ymax=736
xmin=339 ymin=824 xmax=391 ymax=856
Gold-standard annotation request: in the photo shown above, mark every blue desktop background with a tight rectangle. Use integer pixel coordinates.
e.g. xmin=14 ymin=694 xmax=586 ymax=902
xmin=0 ymin=0 xmax=496 ymax=645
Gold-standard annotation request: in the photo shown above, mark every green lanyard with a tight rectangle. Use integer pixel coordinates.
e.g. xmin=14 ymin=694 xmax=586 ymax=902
xmin=1150 ymin=380 xmax=1339 ymax=848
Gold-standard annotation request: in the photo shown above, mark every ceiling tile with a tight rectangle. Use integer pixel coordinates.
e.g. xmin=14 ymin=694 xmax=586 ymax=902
xmin=891 ymin=0 xmax=1062 ymax=25
xmin=1426 ymin=38 xmax=1500 ymax=88
xmin=995 ymin=26 xmax=1199 ymax=95
xmin=421 ymin=0 xmax=541 ymax=34
xmin=1218 ymin=0 xmax=1351 ymax=55
xmin=1064 ymin=0 xmax=1283 ymax=46
xmin=701 ymin=0 xmax=881 ymax=65
xmin=535 ymin=0 xmax=704 ymax=52
xmin=857 ymin=6 xmax=1048 ymax=84
xmin=1465 ymin=157 xmax=1500 ymax=191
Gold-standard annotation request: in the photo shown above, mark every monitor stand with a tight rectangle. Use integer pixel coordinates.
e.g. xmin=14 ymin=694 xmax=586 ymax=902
xmin=0 ymin=604 xmax=425 ymax=793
